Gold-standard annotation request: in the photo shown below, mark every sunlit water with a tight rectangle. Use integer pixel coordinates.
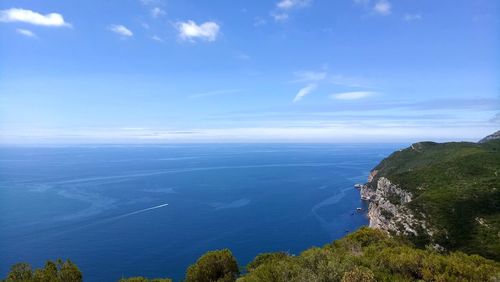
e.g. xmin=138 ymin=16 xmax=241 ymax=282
xmin=0 ymin=144 xmax=400 ymax=281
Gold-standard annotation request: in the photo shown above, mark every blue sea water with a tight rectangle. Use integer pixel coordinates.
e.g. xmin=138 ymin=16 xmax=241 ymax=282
xmin=0 ymin=144 xmax=400 ymax=281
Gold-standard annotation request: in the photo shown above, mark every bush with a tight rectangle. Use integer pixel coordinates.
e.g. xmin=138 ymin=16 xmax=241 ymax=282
xmin=185 ymin=249 xmax=239 ymax=282
xmin=341 ymin=266 xmax=375 ymax=282
xmin=4 ymin=259 xmax=82 ymax=282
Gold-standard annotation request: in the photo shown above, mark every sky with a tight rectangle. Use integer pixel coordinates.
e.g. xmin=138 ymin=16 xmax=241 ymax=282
xmin=0 ymin=0 xmax=498 ymax=144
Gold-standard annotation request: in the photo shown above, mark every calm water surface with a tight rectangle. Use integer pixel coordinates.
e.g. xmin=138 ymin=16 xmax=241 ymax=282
xmin=0 ymin=144 xmax=400 ymax=281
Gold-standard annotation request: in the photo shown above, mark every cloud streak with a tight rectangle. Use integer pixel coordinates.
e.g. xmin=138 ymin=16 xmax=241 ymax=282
xmin=293 ymin=84 xmax=317 ymax=102
xmin=0 ymin=8 xmax=70 ymax=27
xmin=330 ymin=91 xmax=374 ymax=100
xmin=16 ymin=28 xmax=36 ymax=38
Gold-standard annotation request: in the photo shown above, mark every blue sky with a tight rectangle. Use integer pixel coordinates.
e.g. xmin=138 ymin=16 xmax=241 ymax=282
xmin=0 ymin=0 xmax=498 ymax=143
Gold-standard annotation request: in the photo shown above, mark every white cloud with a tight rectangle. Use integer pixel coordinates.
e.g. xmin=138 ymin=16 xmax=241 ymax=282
xmin=16 ymin=28 xmax=36 ymax=38
xmin=373 ymin=0 xmax=391 ymax=15
xmin=293 ymin=84 xmax=317 ymax=103
xmin=108 ymin=24 xmax=133 ymax=37
xmin=277 ymin=0 xmax=311 ymax=10
xmin=0 ymin=8 xmax=70 ymax=27
xmin=404 ymin=13 xmax=422 ymax=21
xmin=330 ymin=91 xmax=374 ymax=100
xmin=177 ymin=20 xmax=220 ymax=42
xmin=151 ymin=7 xmax=166 ymax=18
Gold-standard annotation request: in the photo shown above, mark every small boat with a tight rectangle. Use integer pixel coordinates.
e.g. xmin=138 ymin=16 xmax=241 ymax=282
xmin=356 ymin=207 xmax=363 ymax=212
xmin=354 ymin=184 xmax=363 ymax=189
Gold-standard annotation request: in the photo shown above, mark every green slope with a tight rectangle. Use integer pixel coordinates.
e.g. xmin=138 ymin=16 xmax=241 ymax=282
xmin=239 ymin=228 xmax=500 ymax=282
xmin=369 ymin=137 xmax=500 ymax=259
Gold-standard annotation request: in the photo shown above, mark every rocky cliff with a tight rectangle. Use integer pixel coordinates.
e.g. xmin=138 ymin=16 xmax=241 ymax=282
xmin=361 ymin=172 xmax=433 ymax=238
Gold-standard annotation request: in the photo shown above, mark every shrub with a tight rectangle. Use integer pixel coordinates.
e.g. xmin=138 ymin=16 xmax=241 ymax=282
xmin=185 ymin=249 xmax=239 ymax=282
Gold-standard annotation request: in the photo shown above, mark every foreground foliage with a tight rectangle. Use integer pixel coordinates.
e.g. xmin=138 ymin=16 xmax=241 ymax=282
xmin=4 ymin=228 xmax=498 ymax=281
xmin=239 ymin=228 xmax=500 ymax=282
xmin=3 ymin=259 xmax=82 ymax=282
xmin=185 ymin=249 xmax=240 ymax=282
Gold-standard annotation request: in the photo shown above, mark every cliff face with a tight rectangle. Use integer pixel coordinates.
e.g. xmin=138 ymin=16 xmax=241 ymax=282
xmin=361 ymin=173 xmax=432 ymax=237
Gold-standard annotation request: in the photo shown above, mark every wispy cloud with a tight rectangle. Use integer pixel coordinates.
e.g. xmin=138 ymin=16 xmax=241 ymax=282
xmin=404 ymin=13 xmax=422 ymax=21
xmin=272 ymin=0 xmax=312 ymax=22
xmin=189 ymin=89 xmax=244 ymax=99
xmin=151 ymin=35 xmax=163 ymax=42
xmin=293 ymin=84 xmax=317 ymax=102
xmin=276 ymin=0 xmax=312 ymax=10
xmin=176 ymin=20 xmax=220 ymax=42
xmin=294 ymin=71 xmax=327 ymax=82
xmin=108 ymin=24 xmax=133 ymax=37
xmin=373 ymin=0 xmax=391 ymax=15
xmin=0 ymin=8 xmax=71 ymax=27
xmin=330 ymin=91 xmax=374 ymax=100
xmin=271 ymin=12 xmax=289 ymax=22
xmin=254 ymin=17 xmax=267 ymax=27
xmin=151 ymin=7 xmax=166 ymax=18
xmin=353 ymin=0 xmax=391 ymax=16
xmin=16 ymin=28 xmax=36 ymax=38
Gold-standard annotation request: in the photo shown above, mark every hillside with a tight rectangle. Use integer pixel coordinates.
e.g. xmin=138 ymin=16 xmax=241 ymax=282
xmin=361 ymin=132 xmax=500 ymax=260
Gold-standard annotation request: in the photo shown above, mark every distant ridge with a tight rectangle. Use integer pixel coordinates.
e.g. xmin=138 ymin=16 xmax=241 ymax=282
xmin=479 ymin=130 xmax=500 ymax=143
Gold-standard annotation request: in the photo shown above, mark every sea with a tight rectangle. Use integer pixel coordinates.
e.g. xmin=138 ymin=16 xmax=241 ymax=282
xmin=0 ymin=144 xmax=401 ymax=281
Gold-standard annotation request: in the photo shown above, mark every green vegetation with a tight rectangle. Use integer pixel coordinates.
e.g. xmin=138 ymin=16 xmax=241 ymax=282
xmin=370 ymin=138 xmax=500 ymax=259
xmin=185 ymin=249 xmax=239 ymax=282
xmin=3 ymin=259 xmax=82 ymax=282
xmin=4 ymin=229 xmax=499 ymax=281
xmin=239 ymin=228 xmax=499 ymax=282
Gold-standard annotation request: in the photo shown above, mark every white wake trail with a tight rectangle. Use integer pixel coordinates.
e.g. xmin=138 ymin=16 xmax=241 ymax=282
xmin=112 ymin=203 xmax=169 ymax=220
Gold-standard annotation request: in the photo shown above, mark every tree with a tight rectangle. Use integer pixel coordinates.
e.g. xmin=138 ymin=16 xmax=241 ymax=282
xmin=4 ymin=259 xmax=82 ymax=282
xmin=5 ymin=263 xmax=33 ymax=282
xmin=185 ymin=249 xmax=239 ymax=282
